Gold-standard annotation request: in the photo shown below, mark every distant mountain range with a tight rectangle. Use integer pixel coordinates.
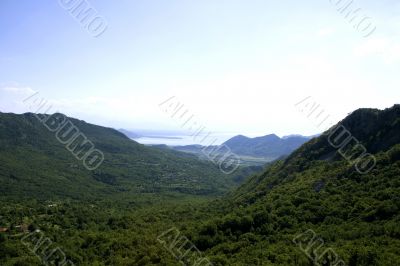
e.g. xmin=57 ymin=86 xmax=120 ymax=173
xmin=171 ymin=134 xmax=312 ymax=165
xmin=222 ymin=134 xmax=312 ymax=158
xmin=117 ymin=129 xmax=312 ymax=164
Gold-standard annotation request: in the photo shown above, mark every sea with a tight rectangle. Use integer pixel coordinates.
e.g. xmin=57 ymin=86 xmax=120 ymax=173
xmin=133 ymin=133 xmax=236 ymax=146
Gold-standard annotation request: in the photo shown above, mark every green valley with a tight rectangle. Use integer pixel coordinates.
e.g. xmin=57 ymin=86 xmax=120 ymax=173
xmin=1 ymin=105 xmax=400 ymax=266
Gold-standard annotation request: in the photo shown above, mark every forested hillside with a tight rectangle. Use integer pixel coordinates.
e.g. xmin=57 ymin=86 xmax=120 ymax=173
xmin=0 ymin=112 xmax=239 ymax=201
xmin=184 ymin=105 xmax=400 ymax=265
xmin=1 ymin=106 xmax=399 ymax=266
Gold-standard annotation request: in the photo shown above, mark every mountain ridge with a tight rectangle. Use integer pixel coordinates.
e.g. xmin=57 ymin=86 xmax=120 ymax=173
xmin=185 ymin=104 xmax=400 ymax=265
xmin=0 ymin=112 xmax=239 ymax=201
xmin=222 ymin=133 xmax=311 ymax=158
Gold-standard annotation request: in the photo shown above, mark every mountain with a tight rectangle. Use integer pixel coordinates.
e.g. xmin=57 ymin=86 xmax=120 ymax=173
xmin=169 ymin=134 xmax=311 ymax=166
xmin=222 ymin=133 xmax=311 ymax=158
xmin=185 ymin=104 xmax=400 ymax=265
xmin=1 ymin=106 xmax=399 ymax=265
xmin=0 ymin=112 xmax=239 ymax=201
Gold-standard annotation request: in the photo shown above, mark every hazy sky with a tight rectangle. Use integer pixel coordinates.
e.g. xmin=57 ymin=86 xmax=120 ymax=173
xmin=0 ymin=0 xmax=399 ymax=137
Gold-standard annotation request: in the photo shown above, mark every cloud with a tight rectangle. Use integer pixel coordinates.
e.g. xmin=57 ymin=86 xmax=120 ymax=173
xmin=1 ymin=86 xmax=36 ymax=96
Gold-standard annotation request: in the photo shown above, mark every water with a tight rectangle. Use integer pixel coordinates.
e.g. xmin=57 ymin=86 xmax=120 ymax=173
xmin=133 ymin=133 xmax=235 ymax=146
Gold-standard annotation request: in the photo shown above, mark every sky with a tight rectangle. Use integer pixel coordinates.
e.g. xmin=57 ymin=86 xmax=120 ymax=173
xmin=0 ymin=0 xmax=399 ymax=138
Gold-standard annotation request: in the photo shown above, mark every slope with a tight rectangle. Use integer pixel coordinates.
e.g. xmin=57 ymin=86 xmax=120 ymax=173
xmin=186 ymin=104 xmax=400 ymax=265
xmin=0 ymin=112 xmax=237 ymax=201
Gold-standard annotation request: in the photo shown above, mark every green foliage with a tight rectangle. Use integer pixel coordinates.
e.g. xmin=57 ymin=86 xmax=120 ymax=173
xmin=1 ymin=105 xmax=400 ymax=265
xmin=0 ymin=112 xmax=240 ymax=201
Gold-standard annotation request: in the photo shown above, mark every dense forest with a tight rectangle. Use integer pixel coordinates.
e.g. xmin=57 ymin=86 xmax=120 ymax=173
xmin=0 ymin=112 xmax=259 ymax=200
xmin=1 ymin=105 xmax=399 ymax=265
